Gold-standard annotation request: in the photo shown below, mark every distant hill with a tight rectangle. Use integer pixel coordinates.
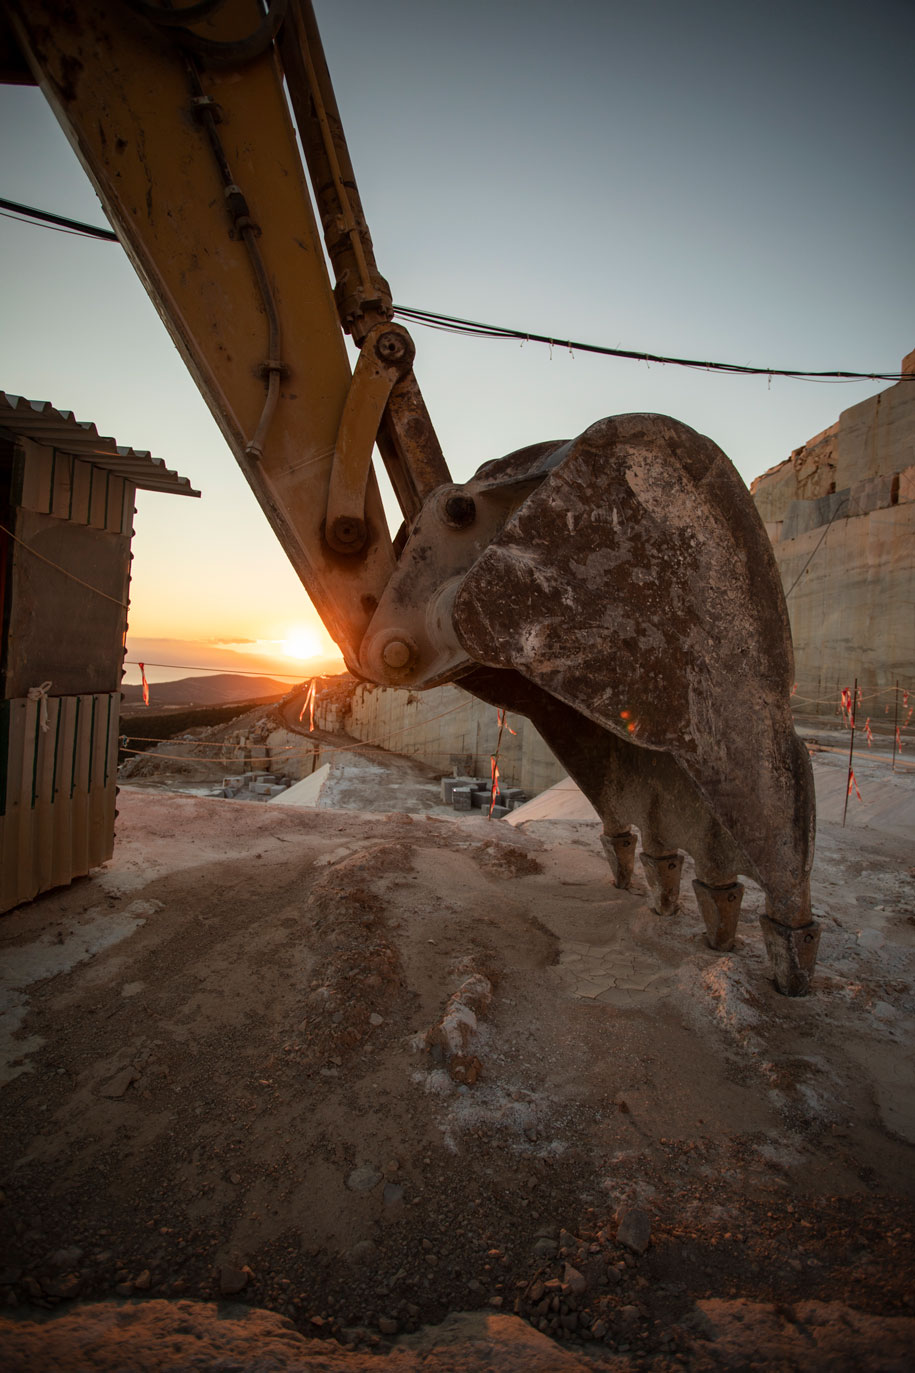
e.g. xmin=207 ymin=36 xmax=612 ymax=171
xmin=121 ymin=673 xmax=291 ymax=708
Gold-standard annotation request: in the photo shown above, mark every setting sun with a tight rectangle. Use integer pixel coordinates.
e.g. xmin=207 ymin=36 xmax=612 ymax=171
xmin=281 ymin=628 xmax=323 ymax=661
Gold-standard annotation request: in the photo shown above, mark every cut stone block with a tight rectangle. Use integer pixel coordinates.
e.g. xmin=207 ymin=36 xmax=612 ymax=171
xmin=441 ymin=775 xmax=477 ymax=803
xmin=781 ymin=488 xmax=850 ymax=539
xmin=847 ymin=472 xmax=899 ymax=518
xmin=899 ymin=463 xmax=915 ymax=504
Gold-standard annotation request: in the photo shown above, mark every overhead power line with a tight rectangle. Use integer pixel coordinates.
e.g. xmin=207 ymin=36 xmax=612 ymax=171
xmin=392 ymin=306 xmax=911 ymax=384
xmin=2 ymin=195 xmax=911 ymax=384
xmin=0 ymin=195 xmax=119 ymax=240
xmin=123 ymin=658 xmax=313 ymax=681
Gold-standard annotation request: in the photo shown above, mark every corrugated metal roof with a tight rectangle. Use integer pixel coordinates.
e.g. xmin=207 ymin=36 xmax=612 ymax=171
xmin=0 ymin=392 xmax=200 ymax=497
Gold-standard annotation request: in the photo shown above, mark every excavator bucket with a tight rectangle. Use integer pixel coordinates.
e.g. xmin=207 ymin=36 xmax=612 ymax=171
xmin=450 ymin=414 xmax=817 ymax=994
xmin=359 ymin=412 xmax=817 ymax=996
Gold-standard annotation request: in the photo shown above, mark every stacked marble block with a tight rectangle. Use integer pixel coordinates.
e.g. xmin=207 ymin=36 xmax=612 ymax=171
xmin=441 ymin=774 xmax=529 ymax=819
xmin=219 ymin=771 xmax=291 ymax=801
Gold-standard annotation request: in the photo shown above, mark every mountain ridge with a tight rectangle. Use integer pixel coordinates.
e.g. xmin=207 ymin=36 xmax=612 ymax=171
xmin=121 ymin=672 xmax=291 ymax=708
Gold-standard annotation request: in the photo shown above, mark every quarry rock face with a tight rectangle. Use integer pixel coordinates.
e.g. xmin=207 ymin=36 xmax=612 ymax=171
xmin=750 ymin=349 xmax=915 ymax=705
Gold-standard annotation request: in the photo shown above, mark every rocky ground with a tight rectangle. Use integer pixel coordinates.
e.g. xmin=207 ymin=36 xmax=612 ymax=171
xmin=0 ymin=744 xmax=913 ymax=1370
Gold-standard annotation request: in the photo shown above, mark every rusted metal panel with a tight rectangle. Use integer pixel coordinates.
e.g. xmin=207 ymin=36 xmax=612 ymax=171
xmin=52 ymin=694 xmax=79 ymax=889
xmin=49 ymin=449 xmax=72 ymax=520
xmin=70 ymin=456 xmax=93 ymax=526
xmin=3 ymin=508 xmax=128 ymax=699
xmin=87 ymin=466 xmax=108 ymax=531
xmin=32 ymin=693 xmax=59 ymax=894
xmin=0 ymin=691 xmax=118 ymax=913
xmin=119 ymin=480 xmax=135 ymax=538
xmin=0 ymin=699 xmax=26 ymax=910
xmin=105 ymin=474 xmax=126 ymax=535
xmin=69 ymin=694 xmax=92 ymax=879
xmin=18 ymin=439 xmax=52 ymax=513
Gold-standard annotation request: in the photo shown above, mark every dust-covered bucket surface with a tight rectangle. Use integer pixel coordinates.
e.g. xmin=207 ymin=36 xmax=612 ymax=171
xmin=1 ymin=768 xmax=913 ymax=1371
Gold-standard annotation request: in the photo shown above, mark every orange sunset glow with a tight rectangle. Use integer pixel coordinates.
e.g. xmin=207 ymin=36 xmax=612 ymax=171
xmin=281 ymin=627 xmax=324 ymax=660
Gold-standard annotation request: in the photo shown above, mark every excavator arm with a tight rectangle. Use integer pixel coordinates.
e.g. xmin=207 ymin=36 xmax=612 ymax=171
xmin=1 ymin=0 xmax=819 ymax=994
xmin=1 ymin=0 xmax=448 ymax=664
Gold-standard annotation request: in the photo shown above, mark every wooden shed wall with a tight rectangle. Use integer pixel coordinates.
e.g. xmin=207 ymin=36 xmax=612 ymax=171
xmin=0 ymin=690 xmax=120 ymax=912
xmin=4 ymin=509 xmax=130 ymax=698
xmin=1 ymin=437 xmax=134 ymax=911
xmin=17 ymin=440 xmax=134 ymax=535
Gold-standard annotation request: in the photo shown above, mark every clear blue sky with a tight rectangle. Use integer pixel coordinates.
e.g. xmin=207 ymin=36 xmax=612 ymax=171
xmin=1 ymin=0 xmax=912 ymax=678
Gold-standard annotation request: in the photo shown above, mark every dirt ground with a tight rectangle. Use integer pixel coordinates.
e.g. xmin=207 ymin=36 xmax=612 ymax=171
xmin=1 ymin=745 xmax=914 ymax=1370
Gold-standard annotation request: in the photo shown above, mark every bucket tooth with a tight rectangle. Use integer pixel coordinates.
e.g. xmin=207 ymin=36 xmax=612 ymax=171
xmin=693 ymin=879 xmax=744 ymax=950
xmin=601 ymin=829 xmax=637 ymax=889
xmin=640 ymin=851 xmax=684 ymax=916
xmin=759 ymin=914 xmax=821 ymax=996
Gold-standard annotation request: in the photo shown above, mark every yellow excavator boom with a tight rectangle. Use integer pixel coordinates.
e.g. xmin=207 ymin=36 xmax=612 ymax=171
xmin=2 ymin=0 xmax=446 ymax=663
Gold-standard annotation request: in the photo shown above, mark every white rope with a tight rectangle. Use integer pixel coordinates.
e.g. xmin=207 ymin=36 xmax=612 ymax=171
xmin=27 ymin=680 xmax=53 ymax=733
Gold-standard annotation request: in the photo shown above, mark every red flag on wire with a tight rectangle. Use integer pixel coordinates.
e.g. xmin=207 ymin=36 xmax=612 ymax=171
xmin=299 ymin=678 xmax=316 ymax=732
xmin=489 ymin=754 xmax=501 ymax=818
xmin=840 ymin=687 xmax=853 ymax=727
xmin=864 ymin=717 xmax=873 ymax=748
xmin=496 ymin=708 xmax=517 ymax=736
xmin=847 ymin=769 xmax=862 ymax=802
xmin=139 ymin=662 xmax=149 ymax=707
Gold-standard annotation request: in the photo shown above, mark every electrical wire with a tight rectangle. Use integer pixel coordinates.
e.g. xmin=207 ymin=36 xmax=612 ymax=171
xmin=121 ymin=734 xmax=301 ymax=749
xmin=120 ymin=707 xmax=913 ymax=773
xmin=120 ymin=696 xmax=474 ymax=766
xmin=0 ymin=197 xmax=118 ymax=240
xmin=0 ymin=208 xmax=116 ymax=240
xmin=2 ymin=197 xmax=910 ymax=385
xmin=122 ymin=658 xmax=317 ymax=680
xmin=791 ymin=684 xmax=914 ymax=706
xmin=393 ymin=305 xmax=912 ymax=384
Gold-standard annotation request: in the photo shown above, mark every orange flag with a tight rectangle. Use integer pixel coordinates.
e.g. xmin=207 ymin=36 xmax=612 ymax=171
xmin=488 ymin=754 xmax=501 ymax=818
xmin=299 ymin=679 xmax=316 ymax=731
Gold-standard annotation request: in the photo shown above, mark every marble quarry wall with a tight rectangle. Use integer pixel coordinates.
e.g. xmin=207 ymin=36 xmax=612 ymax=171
xmin=751 ymin=349 xmax=915 ymax=711
xmin=314 ymin=679 xmax=565 ymax=795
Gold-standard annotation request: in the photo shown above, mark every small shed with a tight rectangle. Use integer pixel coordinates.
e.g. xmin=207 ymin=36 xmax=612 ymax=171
xmin=0 ymin=392 xmax=198 ymax=912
